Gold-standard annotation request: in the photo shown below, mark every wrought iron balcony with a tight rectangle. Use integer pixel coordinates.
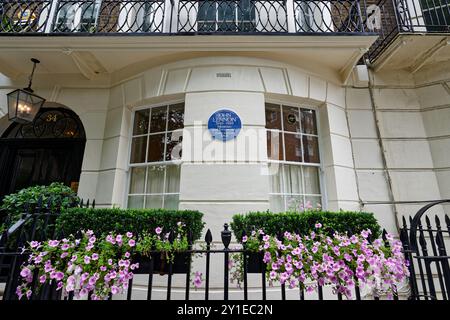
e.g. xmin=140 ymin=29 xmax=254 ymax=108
xmin=366 ymin=0 xmax=450 ymax=63
xmin=0 ymin=0 xmax=369 ymax=35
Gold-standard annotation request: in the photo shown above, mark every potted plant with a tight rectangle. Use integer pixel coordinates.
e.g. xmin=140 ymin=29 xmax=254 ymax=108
xmin=133 ymin=222 xmax=191 ymax=275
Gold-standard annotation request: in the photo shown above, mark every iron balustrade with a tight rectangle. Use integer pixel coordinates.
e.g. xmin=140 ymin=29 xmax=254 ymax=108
xmin=400 ymin=199 xmax=450 ymax=300
xmin=177 ymin=0 xmax=289 ymax=33
xmin=366 ymin=0 xmax=450 ymax=62
xmin=0 ymin=0 xmax=370 ymax=34
xmin=2 ymin=198 xmax=450 ymax=300
xmin=293 ymin=0 xmax=365 ymax=32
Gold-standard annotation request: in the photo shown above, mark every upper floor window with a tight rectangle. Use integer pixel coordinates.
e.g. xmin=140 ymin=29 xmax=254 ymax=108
xmin=197 ymin=0 xmax=256 ymax=32
xmin=265 ymin=103 xmax=321 ymax=212
xmin=54 ymin=0 xmax=102 ymax=32
xmin=127 ymin=103 xmax=184 ymax=209
xmin=420 ymin=0 xmax=450 ymax=31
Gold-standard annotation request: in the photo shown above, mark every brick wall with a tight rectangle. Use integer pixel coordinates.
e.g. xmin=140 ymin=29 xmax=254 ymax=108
xmin=97 ymin=1 xmax=120 ymax=32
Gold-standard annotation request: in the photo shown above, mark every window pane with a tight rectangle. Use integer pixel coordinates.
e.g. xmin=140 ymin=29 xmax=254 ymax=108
xmin=284 ymin=164 xmax=303 ymax=194
xmin=301 ymin=109 xmax=317 ymax=135
xmin=129 ymin=167 xmax=146 ymax=194
xmin=146 ymin=165 xmax=165 ymax=194
xmin=267 ymin=131 xmax=283 ymax=160
xmin=198 ymin=1 xmax=216 ymax=20
xmin=305 ymin=196 xmax=321 ymax=210
xmin=282 ymin=106 xmax=300 ymax=133
xmin=240 ymin=0 xmax=255 ymax=20
xmin=166 ymin=131 xmax=183 ymax=161
xmin=147 ymin=134 xmax=165 ymax=162
xmin=168 ymin=103 xmax=184 ymax=131
xmin=285 ymin=195 xmax=303 ymax=212
xmin=268 ymin=163 xmax=282 ymax=194
xmin=150 ymin=106 xmax=167 ymax=133
xmin=304 ymin=166 xmax=320 ymax=194
xmin=145 ymin=195 xmax=163 ymax=209
xmin=265 ymin=103 xmax=281 ymax=129
xmin=269 ymin=195 xmax=284 ymax=213
xmin=133 ymin=109 xmax=149 ymax=135
xmin=303 ymin=136 xmax=320 ymax=163
xmin=284 ymin=133 xmax=302 ymax=162
xmin=165 ymin=165 xmax=181 ymax=193
xmin=128 ymin=195 xmax=144 ymax=209
xmin=130 ymin=136 xmax=147 ymax=163
xmin=164 ymin=194 xmax=179 ymax=210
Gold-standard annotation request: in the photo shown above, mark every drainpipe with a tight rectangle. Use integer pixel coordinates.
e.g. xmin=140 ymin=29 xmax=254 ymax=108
xmin=363 ymin=58 xmax=401 ymax=233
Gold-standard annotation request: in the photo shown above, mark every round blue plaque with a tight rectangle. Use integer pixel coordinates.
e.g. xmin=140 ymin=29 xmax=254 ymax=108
xmin=207 ymin=109 xmax=242 ymax=141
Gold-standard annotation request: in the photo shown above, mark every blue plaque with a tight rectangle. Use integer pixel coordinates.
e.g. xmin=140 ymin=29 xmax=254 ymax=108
xmin=207 ymin=109 xmax=242 ymax=141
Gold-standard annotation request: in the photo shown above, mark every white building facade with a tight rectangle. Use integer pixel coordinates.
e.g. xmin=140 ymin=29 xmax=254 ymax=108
xmin=0 ymin=0 xmax=450 ymax=238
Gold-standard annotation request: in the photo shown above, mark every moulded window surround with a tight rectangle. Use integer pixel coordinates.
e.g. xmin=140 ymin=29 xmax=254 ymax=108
xmin=127 ymin=102 xmax=184 ymax=210
xmin=265 ymin=102 xmax=323 ymax=212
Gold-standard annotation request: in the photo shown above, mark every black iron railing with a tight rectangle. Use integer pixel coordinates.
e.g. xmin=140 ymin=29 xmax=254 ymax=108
xmin=2 ymin=199 xmax=450 ymax=300
xmin=0 ymin=0 xmax=370 ymax=34
xmin=400 ymin=200 xmax=450 ymax=300
xmin=366 ymin=0 xmax=450 ymax=62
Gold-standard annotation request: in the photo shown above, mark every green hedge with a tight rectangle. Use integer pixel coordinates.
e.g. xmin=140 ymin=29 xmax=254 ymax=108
xmin=56 ymin=208 xmax=205 ymax=241
xmin=230 ymin=210 xmax=381 ymax=241
xmin=1 ymin=182 xmax=80 ymax=232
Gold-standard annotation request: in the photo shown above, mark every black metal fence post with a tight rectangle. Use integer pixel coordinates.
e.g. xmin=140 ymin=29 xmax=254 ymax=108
xmin=221 ymin=224 xmax=232 ymax=301
xmin=204 ymin=229 xmax=212 ymax=300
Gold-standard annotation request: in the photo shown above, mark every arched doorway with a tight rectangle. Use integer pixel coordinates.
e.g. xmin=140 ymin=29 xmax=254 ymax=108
xmin=0 ymin=106 xmax=86 ymax=199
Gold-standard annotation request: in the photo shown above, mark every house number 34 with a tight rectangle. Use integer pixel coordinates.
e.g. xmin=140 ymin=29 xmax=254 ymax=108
xmin=45 ymin=114 xmax=57 ymax=122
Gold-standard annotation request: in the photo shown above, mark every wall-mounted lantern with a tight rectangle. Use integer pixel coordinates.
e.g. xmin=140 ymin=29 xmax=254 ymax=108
xmin=7 ymin=58 xmax=45 ymax=123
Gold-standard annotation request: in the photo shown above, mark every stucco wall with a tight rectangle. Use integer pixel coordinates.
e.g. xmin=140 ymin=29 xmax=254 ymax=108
xmin=2 ymin=55 xmax=448 ymax=237
xmin=346 ymin=61 xmax=450 ymax=233
xmin=79 ymin=56 xmax=362 ymax=235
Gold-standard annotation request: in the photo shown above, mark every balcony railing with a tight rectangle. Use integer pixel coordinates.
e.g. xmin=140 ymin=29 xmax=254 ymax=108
xmin=0 ymin=0 xmax=369 ymax=35
xmin=366 ymin=0 xmax=450 ymax=62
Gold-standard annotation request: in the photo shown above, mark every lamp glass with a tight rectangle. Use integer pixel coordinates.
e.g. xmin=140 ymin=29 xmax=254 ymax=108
xmin=7 ymin=89 xmax=45 ymax=123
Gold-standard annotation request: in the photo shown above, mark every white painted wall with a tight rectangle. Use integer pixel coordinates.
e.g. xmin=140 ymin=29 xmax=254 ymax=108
xmin=1 ymin=55 xmax=449 ymax=237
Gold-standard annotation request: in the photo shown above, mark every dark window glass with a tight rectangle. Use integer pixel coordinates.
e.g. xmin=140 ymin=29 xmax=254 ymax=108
xmin=168 ymin=104 xmax=184 ymax=131
xmin=130 ymin=136 xmax=147 ymax=163
xmin=150 ymin=106 xmax=167 ymax=133
xmin=301 ymin=108 xmax=317 ymax=135
xmin=282 ymin=106 xmax=300 ymax=133
xmin=265 ymin=103 xmax=281 ymax=130
xmin=133 ymin=109 xmax=150 ymax=135
xmin=303 ymin=135 xmax=320 ymax=163
xmin=284 ymin=133 xmax=302 ymax=162
xmin=147 ymin=134 xmax=165 ymax=162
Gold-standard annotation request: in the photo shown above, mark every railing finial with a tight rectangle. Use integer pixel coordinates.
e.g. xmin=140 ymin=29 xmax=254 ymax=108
xmin=221 ymin=223 xmax=231 ymax=249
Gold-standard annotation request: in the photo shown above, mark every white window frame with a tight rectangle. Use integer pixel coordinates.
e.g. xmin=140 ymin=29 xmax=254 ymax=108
xmin=265 ymin=100 xmax=326 ymax=212
xmin=126 ymin=100 xmax=185 ymax=209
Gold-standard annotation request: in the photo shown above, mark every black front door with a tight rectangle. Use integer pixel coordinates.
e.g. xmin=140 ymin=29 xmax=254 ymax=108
xmin=0 ymin=108 xmax=86 ymax=199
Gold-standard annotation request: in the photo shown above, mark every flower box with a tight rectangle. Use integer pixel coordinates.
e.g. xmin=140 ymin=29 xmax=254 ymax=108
xmin=132 ymin=252 xmax=190 ymax=275
xmin=245 ymin=252 xmax=264 ymax=273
